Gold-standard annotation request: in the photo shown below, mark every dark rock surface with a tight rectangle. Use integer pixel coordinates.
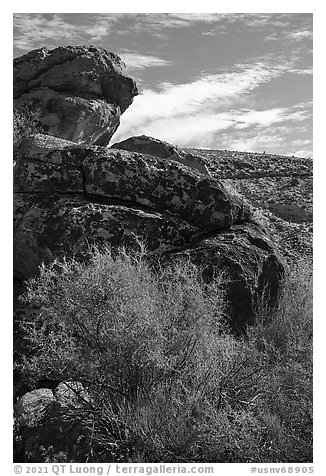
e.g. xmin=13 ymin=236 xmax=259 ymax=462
xmin=13 ymin=47 xmax=286 ymax=332
xmin=168 ymin=222 xmax=284 ymax=332
xmin=14 ymin=193 xmax=202 ymax=280
xmin=14 ymin=46 xmax=138 ymax=145
xmin=14 ymin=134 xmax=249 ymax=233
xmin=112 ymin=135 xmax=210 ymax=175
xmin=14 ymin=134 xmax=284 ymax=332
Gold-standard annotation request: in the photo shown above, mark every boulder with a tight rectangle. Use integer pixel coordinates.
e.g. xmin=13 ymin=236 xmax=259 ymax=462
xmin=54 ymin=381 xmax=91 ymax=408
xmin=112 ymin=135 xmax=210 ymax=175
xmin=13 ymin=133 xmax=285 ymax=331
xmin=13 ymin=46 xmax=138 ymax=145
xmin=167 ymin=222 xmax=284 ymax=332
xmin=14 ymin=388 xmax=56 ymax=427
xmin=15 ymin=134 xmax=249 ymax=232
xmin=14 ymin=382 xmax=91 ymax=463
xmin=13 ymin=193 xmax=202 ymax=280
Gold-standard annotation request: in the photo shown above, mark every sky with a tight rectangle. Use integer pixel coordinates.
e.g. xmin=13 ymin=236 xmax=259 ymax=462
xmin=13 ymin=12 xmax=313 ymax=157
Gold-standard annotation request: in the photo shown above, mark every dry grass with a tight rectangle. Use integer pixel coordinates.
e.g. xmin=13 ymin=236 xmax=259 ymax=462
xmin=15 ymin=245 xmax=313 ymax=463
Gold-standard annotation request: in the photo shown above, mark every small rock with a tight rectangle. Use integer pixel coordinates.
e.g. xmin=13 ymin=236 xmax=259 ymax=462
xmin=54 ymin=381 xmax=92 ymax=408
xmin=14 ymin=389 xmax=56 ymax=427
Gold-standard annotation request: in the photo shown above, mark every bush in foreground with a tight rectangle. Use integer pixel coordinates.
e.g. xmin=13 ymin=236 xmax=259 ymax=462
xmin=15 ymin=246 xmax=312 ymax=463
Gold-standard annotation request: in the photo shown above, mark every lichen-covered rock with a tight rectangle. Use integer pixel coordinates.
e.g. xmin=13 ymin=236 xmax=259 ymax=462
xmin=112 ymin=135 xmax=210 ymax=175
xmin=166 ymin=222 xmax=285 ymax=332
xmin=13 ymin=133 xmax=285 ymax=329
xmin=13 ymin=193 xmax=202 ymax=280
xmin=13 ymin=46 xmax=138 ymax=145
xmin=15 ymin=134 xmax=250 ymax=231
xmin=54 ymin=381 xmax=91 ymax=408
xmin=14 ymin=389 xmax=56 ymax=427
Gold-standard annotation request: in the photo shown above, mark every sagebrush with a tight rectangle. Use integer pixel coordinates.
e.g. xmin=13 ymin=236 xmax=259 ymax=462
xmin=15 ymin=246 xmax=313 ymax=463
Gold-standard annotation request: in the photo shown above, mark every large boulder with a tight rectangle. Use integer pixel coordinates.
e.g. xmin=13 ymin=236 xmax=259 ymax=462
xmin=13 ymin=46 xmax=138 ymax=145
xmin=13 ymin=193 xmax=202 ymax=280
xmin=112 ymin=135 xmax=210 ymax=176
xmin=13 ymin=133 xmax=284 ymax=331
xmin=168 ymin=222 xmax=284 ymax=332
xmin=14 ymin=133 xmax=250 ymax=234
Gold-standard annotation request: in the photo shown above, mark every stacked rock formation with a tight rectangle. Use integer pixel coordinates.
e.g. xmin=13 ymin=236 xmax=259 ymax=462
xmin=14 ymin=45 xmax=138 ymax=145
xmin=14 ymin=45 xmax=285 ymax=332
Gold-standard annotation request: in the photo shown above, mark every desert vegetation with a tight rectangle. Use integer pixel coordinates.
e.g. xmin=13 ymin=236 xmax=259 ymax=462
xmin=14 ymin=244 xmax=313 ymax=463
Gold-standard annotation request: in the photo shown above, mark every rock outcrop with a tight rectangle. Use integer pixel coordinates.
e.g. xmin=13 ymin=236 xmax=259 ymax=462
xmin=168 ymin=222 xmax=284 ymax=331
xmin=112 ymin=135 xmax=210 ymax=176
xmin=186 ymin=147 xmax=313 ymax=262
xmin=14 ymin=134 xmax=250 ymax=279
xmin=13 ymin=46 xmax=285 ymax=332
xmin=14 ymin=133 xmax=284 ymax=330
xmin=14 ymin=46 xmax=138 ymax=145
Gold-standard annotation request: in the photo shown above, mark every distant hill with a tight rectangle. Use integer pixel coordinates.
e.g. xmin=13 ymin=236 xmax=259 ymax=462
xmin=185 ymin=148 xmax=313 ymax=262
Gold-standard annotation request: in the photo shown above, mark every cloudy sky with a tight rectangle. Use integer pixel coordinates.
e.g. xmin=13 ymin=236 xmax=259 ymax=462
xmin=13 ymin=13 xmax=313 ymax=157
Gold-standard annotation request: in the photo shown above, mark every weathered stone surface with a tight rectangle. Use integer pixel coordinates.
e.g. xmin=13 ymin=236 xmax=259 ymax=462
xmin=13 ymin=193 xmax=202 ymax=280
xmin=13 ymin=133 xmax=285 ymax=329
xmin=82 ymin=152 xmax=249 ymax=230
xmin=14 ymin=46 xmax=138 ymax=145
xmin=13 ymin=127 xmax=287 ymax=338
xmin=15 ymin=388 xmax=56 ymax=427
xmin=15 ymin=134 xmax=250 ymax=231
xmin=14 ymin=383 xmax=91 ymax=463
xmin=167 ymin=222 xmax=284 ymax=332
xmin=14 ymin=89 xmax=121 ymax=145
xmin=186 ymin=147 xmax=313 ymax=262
xmin=112 ymin=135 xmax=210 ymax=175
xmin=54 ymin=382 xmax=91 ymax=408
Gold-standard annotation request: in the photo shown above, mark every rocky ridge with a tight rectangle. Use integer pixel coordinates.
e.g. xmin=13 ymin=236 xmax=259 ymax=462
xmin=186 ymin=148 xmax=313 ymax=262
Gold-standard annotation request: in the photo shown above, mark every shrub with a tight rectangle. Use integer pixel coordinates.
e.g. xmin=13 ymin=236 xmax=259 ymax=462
xmin=15 ymin=246 xmax=313 ymax=463
xmin=246 ymin=259 xmax=313 ymax=462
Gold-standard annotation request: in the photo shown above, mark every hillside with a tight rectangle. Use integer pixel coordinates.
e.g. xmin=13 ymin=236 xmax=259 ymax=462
xmin=186 ymin=148 xmax=313 ymax=263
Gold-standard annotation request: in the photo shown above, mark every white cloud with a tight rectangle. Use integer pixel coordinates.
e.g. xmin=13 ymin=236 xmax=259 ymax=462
xmin=119 ymin=53 xmax=173 ymax=71
xmin=13 ymin=14 xmax=81 ymax=50
xmin=113 ymin=105 xmax=309 ymax=149
xmin=118 ymin=63 xmax=283 ymax=121
xmin=111 ymin=62 xmax=298 ymax=146
xmin=293 ymin=149 xmax=313 ymax=158
xmin=265 ymin=29 xmax=313 ymax=42
xmin=13 ymin=13 xmax=121 ymax=51
xmin=167 ymin=13 xmax=227 ymax=23
xmin=287 ymin=30 xmax=313 ymax=40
